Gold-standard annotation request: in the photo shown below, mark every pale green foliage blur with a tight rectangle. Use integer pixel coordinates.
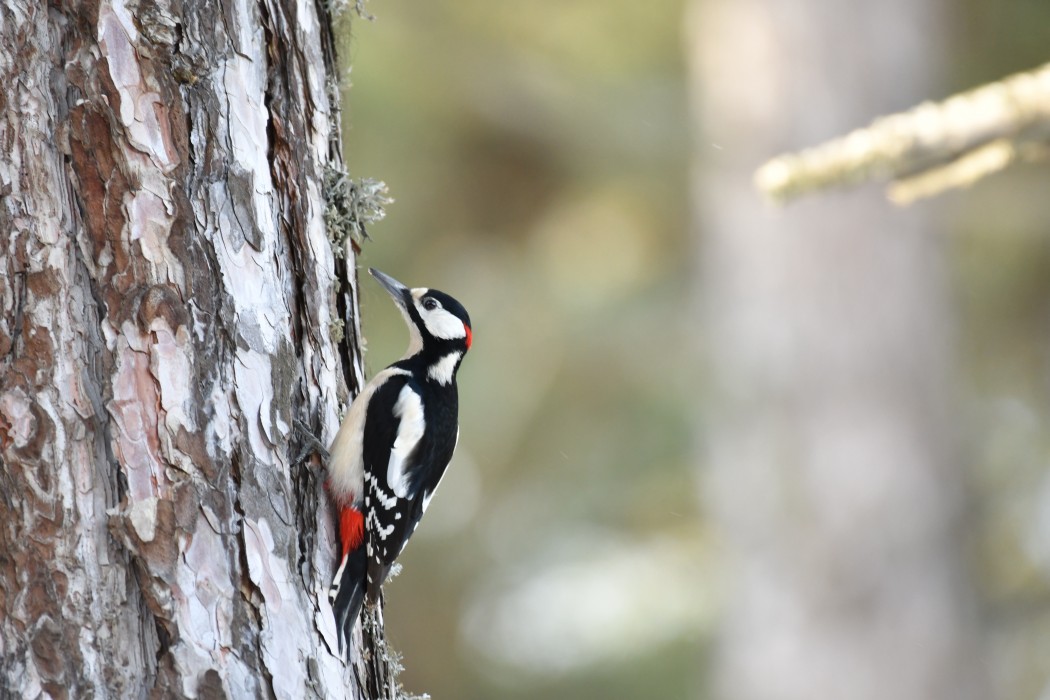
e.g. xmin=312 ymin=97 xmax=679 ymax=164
xmin=341 ymin=2 xmax=696 ymax=697
xmin=336 ymin=0 xmax=1050 ymax=698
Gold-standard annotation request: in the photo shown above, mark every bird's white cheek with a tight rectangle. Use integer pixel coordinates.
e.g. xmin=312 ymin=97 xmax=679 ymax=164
xmin=422 ymin=308 xmax=467 ymax=340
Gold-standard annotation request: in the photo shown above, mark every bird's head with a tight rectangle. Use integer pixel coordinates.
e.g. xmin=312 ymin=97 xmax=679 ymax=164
xmin=369 ymin=268 xmax=472 ymax=362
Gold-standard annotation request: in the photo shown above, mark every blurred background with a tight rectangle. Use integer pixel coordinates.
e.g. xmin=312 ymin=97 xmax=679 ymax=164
xmin=336 ymin=1 xmax=1050 ymax=698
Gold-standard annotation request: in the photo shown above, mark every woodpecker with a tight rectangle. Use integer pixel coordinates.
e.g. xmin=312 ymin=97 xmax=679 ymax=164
xmin=327 ymin=267 xmax=472 ymax=652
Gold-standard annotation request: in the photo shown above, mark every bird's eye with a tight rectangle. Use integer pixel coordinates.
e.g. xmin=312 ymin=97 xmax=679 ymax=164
xmin=423 ymin=298 xmax=438 ymax=311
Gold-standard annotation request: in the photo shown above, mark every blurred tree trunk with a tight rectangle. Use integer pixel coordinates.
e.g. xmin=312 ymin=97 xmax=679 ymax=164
xmin=0 ymin=1 xmax=385 ymax=697
xmin=688 ymin=1 xmax=988 ymax=699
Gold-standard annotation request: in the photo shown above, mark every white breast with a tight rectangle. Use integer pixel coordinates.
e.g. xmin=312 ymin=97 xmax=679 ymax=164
xmin=327 ymin=367 xmax=410 ymax=504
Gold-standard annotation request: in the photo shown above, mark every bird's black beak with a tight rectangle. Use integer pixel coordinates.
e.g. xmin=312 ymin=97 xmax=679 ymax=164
xmin=369 ymin=268 xmax=410 ymax=309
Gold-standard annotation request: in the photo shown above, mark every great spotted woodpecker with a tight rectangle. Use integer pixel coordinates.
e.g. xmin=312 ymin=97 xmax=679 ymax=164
xmin=327 ymin=268 xmax=472 ymax=652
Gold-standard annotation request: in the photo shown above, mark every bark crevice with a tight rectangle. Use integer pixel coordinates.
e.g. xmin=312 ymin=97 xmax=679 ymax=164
xmin=1 ymin=0 xmax=376 ymax=696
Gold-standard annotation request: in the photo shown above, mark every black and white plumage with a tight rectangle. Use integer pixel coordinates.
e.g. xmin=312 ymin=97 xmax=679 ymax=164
xmin=327 ymin=268 xmax=472 ymax=653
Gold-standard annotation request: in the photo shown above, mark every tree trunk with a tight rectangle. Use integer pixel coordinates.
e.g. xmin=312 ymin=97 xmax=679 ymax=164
xmin=688 ymin=1 xmax=988 ymax=699
xmin=0 ymin=1 xmax=389 ymax=697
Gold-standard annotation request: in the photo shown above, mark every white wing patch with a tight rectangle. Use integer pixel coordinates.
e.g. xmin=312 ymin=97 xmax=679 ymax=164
xmin=387 ymin=384 xmax=426 ymax=498
xmin=328 ymin=367 xmax=411 ymax=504
xmin=427 ymin=352 xmax=462 ymax=385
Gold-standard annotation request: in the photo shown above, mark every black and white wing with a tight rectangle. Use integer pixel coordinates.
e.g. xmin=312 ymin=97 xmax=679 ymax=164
xmin=361 ymin=377 xmax=458 ymax=598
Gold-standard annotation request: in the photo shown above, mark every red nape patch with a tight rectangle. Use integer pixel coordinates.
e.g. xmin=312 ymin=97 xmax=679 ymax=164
xmin=464 ymin=324 xmax=472 ymax=349
xmin=339 ymin=507 xmax=365 ymax=556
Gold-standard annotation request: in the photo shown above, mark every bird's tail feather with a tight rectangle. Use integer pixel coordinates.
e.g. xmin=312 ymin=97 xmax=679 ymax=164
xmin=330 ymin=545 xmax=368 ymax=654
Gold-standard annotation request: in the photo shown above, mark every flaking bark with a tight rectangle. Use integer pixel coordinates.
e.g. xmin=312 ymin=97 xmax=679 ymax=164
xmin=0 ymin=1 xmax=393 ymax=697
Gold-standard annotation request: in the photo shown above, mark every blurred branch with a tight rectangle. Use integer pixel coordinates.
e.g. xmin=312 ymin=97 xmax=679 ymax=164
xmin=755 ymin=62 xmax=1050 ymax=204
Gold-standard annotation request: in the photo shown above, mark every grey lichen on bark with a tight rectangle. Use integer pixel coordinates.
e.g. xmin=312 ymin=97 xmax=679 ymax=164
xmin=755 ymin=61 xmax=1050 ymax=204
xmin=0 ymin=0 xmax=397 ymax=698
xmin=323 ymin=164 xmax=392 ymax=252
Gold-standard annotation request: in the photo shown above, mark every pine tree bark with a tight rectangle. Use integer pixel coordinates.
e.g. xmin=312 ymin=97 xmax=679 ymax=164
xmin=0 ymin=1 xmax=383 ymax=697
xmin=688 ymin=1 xmax=988 ymax=698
